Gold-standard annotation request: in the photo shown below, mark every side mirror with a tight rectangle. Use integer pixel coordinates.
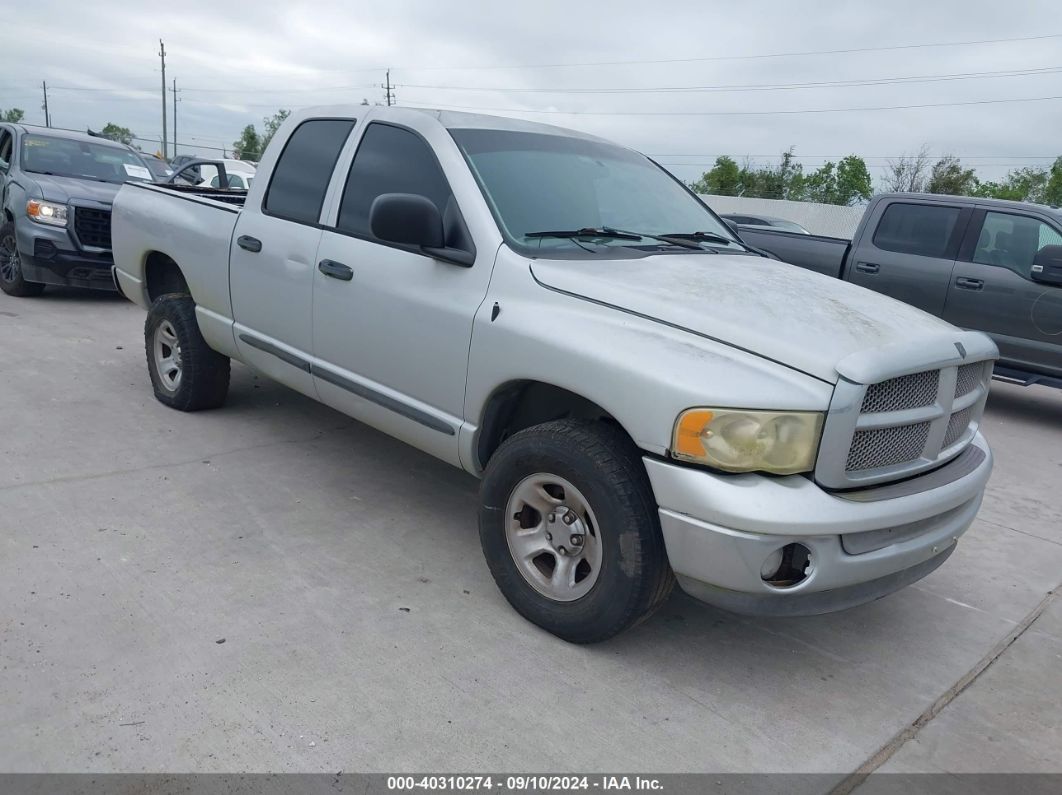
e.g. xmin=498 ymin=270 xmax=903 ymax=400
xmin=370 ymin=193 xmax=445 ymax=248
xmin=1032 ymin=245 xmax=1062 ymax=286
xmin=722 ymin=219 xmax=742 ymax=238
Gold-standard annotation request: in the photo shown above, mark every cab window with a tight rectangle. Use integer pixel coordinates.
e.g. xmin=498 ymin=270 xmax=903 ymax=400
xmin=973 ymin=211 xmax=1062 ymax=277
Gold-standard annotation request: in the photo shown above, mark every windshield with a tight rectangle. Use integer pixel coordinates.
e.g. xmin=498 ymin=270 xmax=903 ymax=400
xmin=20 ymin=134 xmax=153 ymax=184
xmin=450 ymin=128 xmax=743 ymax=254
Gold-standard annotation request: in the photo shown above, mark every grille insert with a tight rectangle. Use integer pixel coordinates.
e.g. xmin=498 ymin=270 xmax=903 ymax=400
xmin=846 ymin=422 xmax=931 ymax=472
xmin=861 ymin=370 xmax=939 ymax=413
xmin=74 ymin=207 xmax=112 ymax=249
xmin=944 ymin=406 xmax=974 ymax=448
xmin=954 ymin=363 xmax=983 ymax=399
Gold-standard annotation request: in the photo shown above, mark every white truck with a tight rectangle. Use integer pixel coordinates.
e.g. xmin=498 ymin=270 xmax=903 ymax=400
xmin=111 ymin=106 xmax=997 ymax=643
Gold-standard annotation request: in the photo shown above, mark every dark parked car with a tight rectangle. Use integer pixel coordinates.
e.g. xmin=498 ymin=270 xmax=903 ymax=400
xmin=0 ymin=124 xmax=154 ymax=295
xmin=734 ymin=193 xmax=1062 ymax=388
xmin=719 ymin=213 xmax=811 ymax=235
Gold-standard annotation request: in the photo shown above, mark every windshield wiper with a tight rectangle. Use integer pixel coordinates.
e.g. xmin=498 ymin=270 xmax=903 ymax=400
xmin=525 ymin=227 xmax=704 ymax=251
xmin=660 ymin=231 xmax=737 ymax=246
xmin=525 ymin=228 xmax=643 ymax=241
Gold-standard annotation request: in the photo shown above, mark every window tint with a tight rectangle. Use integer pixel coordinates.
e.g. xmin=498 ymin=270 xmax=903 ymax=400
xmin=337 ymin=123 xmax=455 ymax=239
xmin=973 ymin=211 xmax=1062 ymax=277
xmin=873 ymin=203 xmax=961 ymax=258
xmin=0 ymin=130 xmax=12 ymax=169
xmin=264 ymin=119 xmax=354 ymax=224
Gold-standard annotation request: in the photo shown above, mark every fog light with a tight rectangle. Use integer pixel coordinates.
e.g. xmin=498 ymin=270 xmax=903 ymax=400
xmin=761 ymin=543 xmax=812 ymax=588
xmin=34 ymin=239 xmax=58 ymax=260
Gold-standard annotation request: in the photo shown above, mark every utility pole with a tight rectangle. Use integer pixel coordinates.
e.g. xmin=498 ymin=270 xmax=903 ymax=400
xmin=169 ymin=78 xmax=180 ymax=158
xmin=41 ymin=81 xmax=51 ymax=127
xmin=384 ymin=69 xmax=395 ymax=107
xmin=159 ymin=39 xmax=168 ymax=159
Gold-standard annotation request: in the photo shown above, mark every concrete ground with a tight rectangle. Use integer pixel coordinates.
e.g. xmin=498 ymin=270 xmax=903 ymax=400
xmin=1 ymin=289 xmax=1060 ymax=784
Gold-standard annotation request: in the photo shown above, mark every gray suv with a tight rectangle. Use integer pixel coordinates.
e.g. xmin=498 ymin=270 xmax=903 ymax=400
xmin=0 ymin=124 xmax=154 ymax=296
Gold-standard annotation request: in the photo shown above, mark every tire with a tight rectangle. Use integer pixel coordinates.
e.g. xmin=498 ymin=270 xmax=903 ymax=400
xmin=479 ymin=419 xmax=674 ymax=643
xmin=145 ymin=293 xmax=230 ymax=411
xmin=0 ymin=221 xmax=46 ymax=297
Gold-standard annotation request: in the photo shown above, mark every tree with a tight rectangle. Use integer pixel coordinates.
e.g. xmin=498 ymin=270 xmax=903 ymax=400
xmin=974 ymin=167 xmax=1047 ymax=202
xmin=100 ymin=123 xmax=135 ymax=147
xmin=926 ymin=155 xmax=978 ymax=196
xmin=1 ymin=108 xmax=25 ymax=122
xmin=1044 ymin=156 xmax=1062 ymax=207
xmin=260 ymin=109 xmax=291 ymax=155
xmin=883 ymin=146 xmax=931 ymax=193
xmin=689 ymin=155 xmax=741 ymax=195
xmin=834 ymin=155 xmax=873 ymax=205
xmin=232 ymin=124 xmax=262 ymax=161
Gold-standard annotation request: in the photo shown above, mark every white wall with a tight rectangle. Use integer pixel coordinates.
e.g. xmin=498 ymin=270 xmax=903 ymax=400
xmin=699 ymin=195 xmax=866 ymax=240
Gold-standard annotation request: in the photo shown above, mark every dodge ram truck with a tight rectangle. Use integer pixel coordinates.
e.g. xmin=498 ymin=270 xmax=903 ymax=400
xmin=111 ymin=106 xmax=997 ymax=643
xmin=730 ymin=193 xmax=1062 ymax=390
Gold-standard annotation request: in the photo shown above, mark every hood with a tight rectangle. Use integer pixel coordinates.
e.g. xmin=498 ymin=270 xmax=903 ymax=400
xmin=530 ymin=253 xmax=960 ymax=383
xmin=28 ymin=173 xmax=124 ymax=205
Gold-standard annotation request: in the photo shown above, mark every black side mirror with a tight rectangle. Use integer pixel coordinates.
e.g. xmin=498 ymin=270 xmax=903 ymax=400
xmin=721 ymin=219 xmax=740 ymax=237
xmin=370 ymin=193 xmax=445 ymax=248
xmin=369 ymin=193 xmax=474 ymax=266
xmin=1032 ymin=245 xmax=1062 ymax=286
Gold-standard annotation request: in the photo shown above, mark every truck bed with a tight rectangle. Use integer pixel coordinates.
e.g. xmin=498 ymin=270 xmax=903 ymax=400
xmin=149 ymin=183 xmax=249 ymax=207
xmin=736 ymin=227 xmax=851 ymax=278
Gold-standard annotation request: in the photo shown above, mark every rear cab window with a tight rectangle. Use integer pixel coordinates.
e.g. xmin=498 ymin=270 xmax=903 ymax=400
xmin=263 ymin=119 xmax=355 ymax=224
xmin=872 ymin=202 xmax=962 ymax=258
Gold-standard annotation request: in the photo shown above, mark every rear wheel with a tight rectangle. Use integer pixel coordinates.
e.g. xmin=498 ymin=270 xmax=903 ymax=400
xmin=479 ymin=419 xmax=674 ymax=643
xmin=145 ymin=293 xmax=230 ymax=411
xmin=0 ymin=222 xmax=46 ymax=297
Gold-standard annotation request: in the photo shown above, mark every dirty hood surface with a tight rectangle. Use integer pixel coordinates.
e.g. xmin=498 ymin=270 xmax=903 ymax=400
xmin=530 ymin=252 xmax=957 ymax=383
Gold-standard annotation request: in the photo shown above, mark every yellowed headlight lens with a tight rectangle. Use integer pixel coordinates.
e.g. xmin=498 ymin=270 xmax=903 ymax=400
xmin=672 ymin=408 xmax=823 ymax=474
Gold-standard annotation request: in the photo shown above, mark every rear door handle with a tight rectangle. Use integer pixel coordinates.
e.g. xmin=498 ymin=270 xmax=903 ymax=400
xmin=236 ymin=235 xmax=262 ymax=253
xmin=955 ymin=276 xmax=984 ymax=291
xmin=855 ymin=262 xmax=880 ymax=274
xmin=318 ymin=259 xmax=353 ymax=281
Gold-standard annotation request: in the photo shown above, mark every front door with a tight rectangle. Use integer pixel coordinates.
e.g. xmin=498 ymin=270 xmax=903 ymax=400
xmin=945 ymin=209 xmax=1062 ymax=378
xmin=311 ymin=120 xmax=491 ymax=466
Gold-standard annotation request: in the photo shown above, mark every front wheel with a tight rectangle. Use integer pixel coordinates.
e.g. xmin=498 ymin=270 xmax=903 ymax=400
xmin=145 ymin=293 xmax=230 ymax=411
xmin=0 ymin=222 xmax=46 ymax=297
xmin=479 ymin=419 xmax=674 ymax=643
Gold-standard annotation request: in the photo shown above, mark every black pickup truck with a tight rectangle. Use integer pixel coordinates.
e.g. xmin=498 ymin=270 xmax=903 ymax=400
xmin=730 ymin=193 xmax=1062 ymax=389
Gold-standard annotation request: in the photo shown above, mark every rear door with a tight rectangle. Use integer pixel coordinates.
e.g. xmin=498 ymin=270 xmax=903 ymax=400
xmin=229 ymin=118 xmax=355 ymax=395
xmin=944 ymin=208 xmax=1062 ymax=378
xmin=847 ymin=199 xmax=970 ymax=315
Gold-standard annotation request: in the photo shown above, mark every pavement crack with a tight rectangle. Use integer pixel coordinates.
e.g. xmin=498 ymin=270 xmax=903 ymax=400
xmin=976 ymin=517 xmax=1062 ymax=548
xmin=828 ymin=586 xmax=1060 ymax=795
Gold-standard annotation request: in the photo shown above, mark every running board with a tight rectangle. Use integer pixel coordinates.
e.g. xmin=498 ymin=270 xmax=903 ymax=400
xmin=993 ymin=366 xmax=1062 ymax=390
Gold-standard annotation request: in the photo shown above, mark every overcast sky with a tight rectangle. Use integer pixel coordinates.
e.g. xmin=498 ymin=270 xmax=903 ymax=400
xmin=2 ymin=0 xmax=1060 ymax=185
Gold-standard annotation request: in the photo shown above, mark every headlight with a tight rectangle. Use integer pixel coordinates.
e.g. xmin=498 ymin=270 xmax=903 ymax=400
xmin=672 ymin=408 xmax=824 ymax=475
xmin=27 ymin=200 xmax=68 ymax=227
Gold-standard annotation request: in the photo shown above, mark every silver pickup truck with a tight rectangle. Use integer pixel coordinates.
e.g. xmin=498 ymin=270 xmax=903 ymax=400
xmin=111 ymin=106 xmax=997 ymax=643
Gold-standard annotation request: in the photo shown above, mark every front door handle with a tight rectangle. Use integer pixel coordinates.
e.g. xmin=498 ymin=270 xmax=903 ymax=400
xmin=855 ymin=262 xmax=880 ymax=274
xmin=237 ymin=235 xmax=262 ymax=253
xmin=318 ymin=259 xmax=353 ymax=281
xmin=955 ymin=276 xmax=984 ymax=291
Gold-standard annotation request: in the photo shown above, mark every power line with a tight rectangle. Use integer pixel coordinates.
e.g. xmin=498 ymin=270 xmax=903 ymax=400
xmin=397 ymin=65 xmax=1062 ymax=94
xmin=417 ymin=94 xmax=1062 ymax=116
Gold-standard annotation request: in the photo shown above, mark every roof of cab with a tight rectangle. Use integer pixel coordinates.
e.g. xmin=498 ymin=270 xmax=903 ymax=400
xmin=11 ymin=123 xmax=135 ymax=150
xmin=291 ymin=104 xmax=615 ymax=144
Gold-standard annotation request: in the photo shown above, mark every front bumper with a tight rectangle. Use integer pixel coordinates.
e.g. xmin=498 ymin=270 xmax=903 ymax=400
xmin=15 ymin=218 xmax=115 ymax=292
xmin=645 ymin=433 xmax=992 ymax=616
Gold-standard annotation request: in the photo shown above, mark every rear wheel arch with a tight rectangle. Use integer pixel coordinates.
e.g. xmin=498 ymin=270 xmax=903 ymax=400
xmin=144 ymin=251 xmax=190 ymax=302
xmin=476 ymin=380 xmax=633 ymax=471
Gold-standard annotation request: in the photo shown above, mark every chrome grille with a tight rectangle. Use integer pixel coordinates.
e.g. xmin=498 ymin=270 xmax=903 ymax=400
xmin=846 ymin=423 xmax=932 ymax=472
xmin=861 ymin=370 xmax=939 ymax=413
xmin=73 ymin=207 xmax=112 ymax=249
xmin=944 ymin=406 xmax=974 ymax=448
xmin=954 ymin=363 xmax=983 ymax=398
xmin=817 ymin=354 xmax=994 ymax=488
